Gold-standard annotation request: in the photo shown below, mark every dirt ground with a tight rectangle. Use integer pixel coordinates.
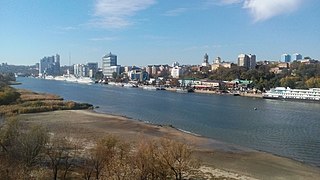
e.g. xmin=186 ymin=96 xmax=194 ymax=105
xmin=19 ymin=110 xmax=320 ymax=180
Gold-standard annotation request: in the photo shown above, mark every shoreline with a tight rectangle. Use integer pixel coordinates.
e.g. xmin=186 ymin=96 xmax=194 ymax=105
xmin=19 ymin=109 xmax=320 ymax=179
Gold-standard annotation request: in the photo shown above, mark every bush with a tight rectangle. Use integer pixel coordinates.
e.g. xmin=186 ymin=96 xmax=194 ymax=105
xmin=0 ymin=86 xmax=20 ymax=105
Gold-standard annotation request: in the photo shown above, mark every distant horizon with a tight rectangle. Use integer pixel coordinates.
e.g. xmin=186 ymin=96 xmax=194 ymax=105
xmin=1 ymin=0 xmax=319 ymax=66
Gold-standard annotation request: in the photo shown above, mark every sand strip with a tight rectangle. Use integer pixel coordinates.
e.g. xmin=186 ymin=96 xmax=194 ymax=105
xmin=19 ymin=110 xmax=320 ymax=180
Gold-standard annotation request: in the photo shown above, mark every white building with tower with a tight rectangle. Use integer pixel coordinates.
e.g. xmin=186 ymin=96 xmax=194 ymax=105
xmin=102 ymin=52 xmax=119 ymax=78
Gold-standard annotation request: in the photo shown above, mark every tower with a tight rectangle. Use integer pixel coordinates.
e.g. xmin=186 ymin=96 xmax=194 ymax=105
xmin=102 ymin=52 xmax=118 ymax=78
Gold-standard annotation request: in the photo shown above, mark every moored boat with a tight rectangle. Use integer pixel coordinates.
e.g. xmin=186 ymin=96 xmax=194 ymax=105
xmin=263 ymin=87 xmax=320 ymax=101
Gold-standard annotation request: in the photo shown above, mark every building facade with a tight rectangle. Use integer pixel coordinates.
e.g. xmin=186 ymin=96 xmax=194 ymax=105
xmin=87 ymin=62 xmax=98 ymax=78
xmin=128 ymin=68 xmax=149 ymax=81
xmin=171 ymin=66 xmax=182 ymax=78
xmin=202 ymin=53 xmax=210 ymax=67
xmin=238 ymin=53 xmax=256 ymax=69
xmin=102 ymin=52 xmax=118 ymax=78
xmin=39 ymin=54 xmax=60 ymax=77
xmin=238 ymin=54 xmax=250 ymax=68
xmin=281 ymin=54 xmax=291 ymax=62
xmin=248 ymin=54 xmax=256 ymax=69
xmin=74 ymin=64 xmax=87 ymax=77
xmin=292 ymin=53 xmax=303 ymax=61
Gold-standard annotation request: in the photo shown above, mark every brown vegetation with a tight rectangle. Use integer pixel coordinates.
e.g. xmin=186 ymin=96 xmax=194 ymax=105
xmin=0 ymin=89 xmax=92 ymax=116
xmin=0 ymin=117 xmax=199 ymax=179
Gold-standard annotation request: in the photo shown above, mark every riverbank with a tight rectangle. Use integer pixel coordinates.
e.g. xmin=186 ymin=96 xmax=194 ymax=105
xmin=19 ymin=110 xmax=320 ymax=180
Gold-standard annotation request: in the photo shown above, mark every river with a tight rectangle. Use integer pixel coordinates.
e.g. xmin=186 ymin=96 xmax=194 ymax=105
xmin=16 ymin=77 xmax=320 ymax=167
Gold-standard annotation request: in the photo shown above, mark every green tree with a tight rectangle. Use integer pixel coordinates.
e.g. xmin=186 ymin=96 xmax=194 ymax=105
xmin=280 ymin=76 xmax=300 ymax=89
xmin=306 ymin=77 xmax=320 ymax=88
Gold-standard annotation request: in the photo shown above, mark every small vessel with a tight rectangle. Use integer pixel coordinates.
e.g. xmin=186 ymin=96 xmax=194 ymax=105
xmin=143 ymin=86 xmax=159 ymax=90
xmin=263 ymin=87 xmax=320 ymax=101
xmin=176 ymin=88 xmax=188 ymax=93
xmin=123 ymin=83 xmax=138 ymax=88
xmin=76 ymin=77 xmax=94 ymax=84
xmin=176 ymin=87 xmax=194 ymax=93
xmin=44 ymin=75 xmax=54 ymax=80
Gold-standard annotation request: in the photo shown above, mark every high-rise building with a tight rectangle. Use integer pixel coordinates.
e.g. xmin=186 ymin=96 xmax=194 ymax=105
xmin=39 ymin=54 xmax=60 ymax=77
xmin=74 ymin=64 xmax=87 ymax=77
xmin=202 ymin=53 xmax=210 ymax=66
xmin=281 ymin=54 xmax=291 ymax=62
xmin=87 ymin=62 xmax=98 ymax=78
xmin=238 ymin=54 xmax=250 ymax=68
xmin=238 ymin=54 xmax=256 ymax=69
xmin=248 ymin=54 xmax=256 ymax=69
xmin=102 ymin=52 xmax=118 ymax=78
xmin=292 ymin=53 xmax=303 ymax=61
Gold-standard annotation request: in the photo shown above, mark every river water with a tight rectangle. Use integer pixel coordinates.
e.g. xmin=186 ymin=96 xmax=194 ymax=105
xmin=16 ymin=77 xmax=320 ymax=167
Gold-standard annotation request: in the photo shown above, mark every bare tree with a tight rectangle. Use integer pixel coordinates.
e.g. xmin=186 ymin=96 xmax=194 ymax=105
xmin=158 ymin=138 xmax=199 ymax=180
xmin=89 ymin=135 xmax=119 ymax=180
xmin=46 ymin=136 xmax=79 ymax=180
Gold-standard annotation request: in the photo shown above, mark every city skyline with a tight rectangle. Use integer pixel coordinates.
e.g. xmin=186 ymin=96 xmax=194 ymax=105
xmin=1 ymin=0 xmax=319 ymax=66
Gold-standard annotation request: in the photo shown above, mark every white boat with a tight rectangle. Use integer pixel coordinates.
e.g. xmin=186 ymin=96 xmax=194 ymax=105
xmin=263 ymin=87 xmax=320 ymax=101
xmin=176 ymin=88 xmax=188 ymax=93
xmin=64 ymin=75 xmax=77 ymax=82
xmin=44 ymin=75 xmax=54 ymax=80
xmin=108 ymin=82 xmax=123 ymax=87
xmin=54 ymin=76 xmax=67 ymax=81
xmin=123 ymin=83 xmax=137 ymax=88
xmin=143 ymin=86 xmax=159 ymax=90
xmin=76 ymin=77 xmax=94 ymax=84
xmin=176 ymin=87 xmax=194 ymax=93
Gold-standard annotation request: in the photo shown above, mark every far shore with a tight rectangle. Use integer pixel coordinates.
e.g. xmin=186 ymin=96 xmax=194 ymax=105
xmin=19 ymin=109 xmax=320 ymax=180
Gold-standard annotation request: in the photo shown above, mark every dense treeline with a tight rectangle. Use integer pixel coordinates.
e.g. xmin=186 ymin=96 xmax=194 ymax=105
xmin=0 ymin=118 xmax=199 ymax=179
xmin=0 ymin=73 xmax=16 ymax=85
xmin=182 ymin=61 xmax=320 ymax=90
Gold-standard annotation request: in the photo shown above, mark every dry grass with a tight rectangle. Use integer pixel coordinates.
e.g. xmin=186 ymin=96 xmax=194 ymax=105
xmin=0 ymin=89 xmax=92 ymax=116
xmin=17 ymin=89 xmax=63 ymax=101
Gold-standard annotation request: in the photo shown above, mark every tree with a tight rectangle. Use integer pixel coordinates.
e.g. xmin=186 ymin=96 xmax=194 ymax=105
xmin=46 ymin=136 xmax=79 ymax=180
xmin=158 ymin=138 xmax=199 ymax=180
xmin=280 ymin=76 xmax=300 ymax=89
xmin=89 ymin=135 xmax=119 ymax=180
xmin=306 ymin=77 xmax=320 ymax=88
xmin=0 ymin=118 xmax=48 ymax=178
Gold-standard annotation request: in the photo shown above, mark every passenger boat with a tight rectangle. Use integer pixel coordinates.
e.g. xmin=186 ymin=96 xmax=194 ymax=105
xmin=263 ymin=87 xmax=320 ymax=101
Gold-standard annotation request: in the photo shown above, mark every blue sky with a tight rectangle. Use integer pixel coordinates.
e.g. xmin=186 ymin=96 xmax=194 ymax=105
xmin=1 ymin=0 xmax=319 ymax=66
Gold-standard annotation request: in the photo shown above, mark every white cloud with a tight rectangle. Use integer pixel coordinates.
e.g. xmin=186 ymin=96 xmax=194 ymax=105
xmin=163 ymin=8 xmax=187 ymax=16
xmin=218 ymin=0 xmax=302 ymax=21
xmin=243 ymin=0 xmax=302 ymax=22
xmin=91 ymin=0 xmax=156 ymax=29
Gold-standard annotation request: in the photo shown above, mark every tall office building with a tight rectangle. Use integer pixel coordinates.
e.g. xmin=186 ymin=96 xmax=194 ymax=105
xmin=39 ymin=54 xmax=60 ymax=77
xmin=238 ymin=54 xmax=256 ymax=69
xmin=102 ymin=52 xmax=118 ymax=78
xmin=238 ymin=54 xmax=250 ymax=68
xmin=292 ymin=53 xmax=303 ymax=61
xmin=281 ymin=54 xmax=291 ymax=62
xmin=248 ymin=54 xmax=256 ymax=69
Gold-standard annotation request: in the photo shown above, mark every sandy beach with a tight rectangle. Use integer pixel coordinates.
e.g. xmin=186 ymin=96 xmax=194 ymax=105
xmin=19 ymin=110 xmax=320 ymax=180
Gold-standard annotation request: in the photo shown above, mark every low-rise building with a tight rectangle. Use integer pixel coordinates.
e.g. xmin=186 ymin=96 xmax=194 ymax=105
xmin=128 ymin=68 xmax=149 ymax=81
